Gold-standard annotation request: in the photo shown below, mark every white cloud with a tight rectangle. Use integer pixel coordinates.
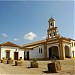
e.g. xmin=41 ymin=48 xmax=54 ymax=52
xmin=14 ymin=38 xmax=18 ymax=41
xmin=42 ymin=36 xmax=47 ymax=39
xmin=24 ymin=32 xmax=37 ymax=40
xmin=2 ymin=33 xmax=8 ymax=37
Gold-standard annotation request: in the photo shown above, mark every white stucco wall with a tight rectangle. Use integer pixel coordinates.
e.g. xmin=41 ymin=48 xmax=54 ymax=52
xmin=71 ymin=40 xmax=75 ymax=57
xmin=29 ymin=45 xmax=44 ymax=59
xmin=1 ymin=46 xmax=24 ymax=60
xmin=19 ymin=49 xmax=24 ymax=59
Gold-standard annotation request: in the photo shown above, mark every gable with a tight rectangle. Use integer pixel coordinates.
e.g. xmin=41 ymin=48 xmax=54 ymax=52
xmin=1 ymin=41 xmax=20 ymax=47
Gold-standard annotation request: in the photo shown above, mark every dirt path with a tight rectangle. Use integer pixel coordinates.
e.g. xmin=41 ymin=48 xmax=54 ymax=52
xmin=0 ymin=58 xmax=75 ymax=75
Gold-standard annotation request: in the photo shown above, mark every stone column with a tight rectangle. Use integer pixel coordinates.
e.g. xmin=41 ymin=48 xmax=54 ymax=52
xmin=44 ymin=42 xmax=47 ymax=59
xmin=62 ymin=45 xmax=65 ymax=59
xmin=69 ymin=44 xmax=72 ymax=58
xmin=58 ymin=45 xmax=60 ymax=59
xmin=59 ymin=38 xmax=65 ymax=60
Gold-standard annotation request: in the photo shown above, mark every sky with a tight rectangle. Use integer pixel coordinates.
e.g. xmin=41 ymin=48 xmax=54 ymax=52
xmin=0 ymin=1 xmax=74 ymax=45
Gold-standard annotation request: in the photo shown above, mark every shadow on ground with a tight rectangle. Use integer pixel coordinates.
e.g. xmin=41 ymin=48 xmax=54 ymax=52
xmin=43 ymin=71 xmax=57 ymax=74
xmin=11 ymin=65 xmax=16 ymax=66
xmin=27 ymin=67 xmax=39 ymax=68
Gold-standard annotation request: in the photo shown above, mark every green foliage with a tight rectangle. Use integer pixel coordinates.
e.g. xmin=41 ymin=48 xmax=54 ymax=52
xmin=8 ymin=58 xmax=11 ymax=60
xmin=2 ymin=57 xmax=5 ymax=60
xmin=32 ymin=58 xmax=37 ymax=62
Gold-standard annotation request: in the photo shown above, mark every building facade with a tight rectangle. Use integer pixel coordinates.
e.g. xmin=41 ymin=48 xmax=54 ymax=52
xmin=0 ymin=41 xmax=24 ymax=60
xmin=0 ymin=18 xmax=75 ymax=60
xmin=21 ymin=17 xmax=75 ymax=60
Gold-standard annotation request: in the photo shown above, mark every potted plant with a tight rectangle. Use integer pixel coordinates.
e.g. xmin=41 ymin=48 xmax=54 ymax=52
xmin=1 ymin=57 xmax=5 ymax=63
xmin=15 ymin=57 xmax=23 ymax=66
xmin=48 ymin=56 xmax=61 ymax=73
xmin=30 ymin=58 xmax=38 ymax=68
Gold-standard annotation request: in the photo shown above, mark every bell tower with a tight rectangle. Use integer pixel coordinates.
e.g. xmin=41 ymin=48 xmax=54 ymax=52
xmin=47 ymin=17 xmax=59 ymax=39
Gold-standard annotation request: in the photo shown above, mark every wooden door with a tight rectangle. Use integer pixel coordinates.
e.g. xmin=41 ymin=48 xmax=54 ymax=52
xmin=6 ymin=52 xmax=10 ymax=59
xmin=14 ymin=52 xmax=18 ymax=60
xmin=24 ymin=52 xmax=26 ymax=60
xmin=27 ymin=51 xmax=29 ymax=60
xmin=49 ymin=48 xmax=51 ymax=59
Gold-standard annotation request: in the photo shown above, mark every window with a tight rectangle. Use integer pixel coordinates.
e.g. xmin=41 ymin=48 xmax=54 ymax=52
xmin=50 ymin=22 xmax=52 ymax=26
xmin=41 ymin=48 xmax=42 ymax=53
xmin=54 ymin=32 xmax=55 ymax=36
xmin=39 ymin=48 xmax=42 ymax=53
xmin=39 ymin=48 xmax=40 ymax=53
xmin=50 ymin=33 xmax=51 ymax=36
xmin=74 ymin=43 xmax=75 ymax=47
xmin=72 ymin=42 xmax=73 ymax=47
xmin=6 ymin=51 xmax=10 ymax=59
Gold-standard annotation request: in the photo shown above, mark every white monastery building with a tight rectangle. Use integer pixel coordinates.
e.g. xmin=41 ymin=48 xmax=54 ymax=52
xmin=21 ymin=17 xmax=75 ymax=60
xmin=0 ymin=17 xmax=75 ymax=60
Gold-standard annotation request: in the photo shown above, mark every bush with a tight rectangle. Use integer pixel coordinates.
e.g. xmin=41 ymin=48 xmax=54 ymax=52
xmin=31 ymin=62 xmax=38 ymax=68
xmin=20 ymin=57 xmax=22 ymax=60
xmin=8 ymin=58 xmax=12 ymax=60
xmin=2 ymin=57 xmax=5 ymax=60
xmin=18 ymin=57 xmax=22 ymax=61
xmin=30 ymin=58 xmax=38 ymax=68
xmin=32 ymin=58 xmax=37 ymax=62
xmin=15 ymin=60 xmax=23 ymax=66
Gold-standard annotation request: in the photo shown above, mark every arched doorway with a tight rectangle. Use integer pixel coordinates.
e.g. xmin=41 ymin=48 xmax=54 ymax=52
xmin=49 ymin=46 xmax=59 ymax=59
xmin=65 ymin=46 xmax=70 ymax=58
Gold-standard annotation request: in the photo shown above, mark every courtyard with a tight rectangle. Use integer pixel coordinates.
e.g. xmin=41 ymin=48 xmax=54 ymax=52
xmin=0 ymin=58 xmax=75 ymax=75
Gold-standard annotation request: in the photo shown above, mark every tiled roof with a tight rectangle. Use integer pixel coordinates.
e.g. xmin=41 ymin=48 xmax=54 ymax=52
xmin=21 ymin=39 xmax=46 ymax=48
xmin=1 ymin=41 xmax=20 ymax=47
xmin=24 ymin=45 xmax=40 ymax=50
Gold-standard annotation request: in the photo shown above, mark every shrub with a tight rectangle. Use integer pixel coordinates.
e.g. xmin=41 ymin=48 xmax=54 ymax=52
xmin=8 ymin=58 xmax=12 ymax=60
xmin=2 ymin=57 xmax=5 ymax=60
xmin=32 ymin=58 xmax=37 ymax=62
xmin=30 ymin=58 xmax=38 ymax=68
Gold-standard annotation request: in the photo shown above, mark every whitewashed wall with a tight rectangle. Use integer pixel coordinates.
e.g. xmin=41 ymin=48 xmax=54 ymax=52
xmin=29 ymin=45 xmax=44 ymax=59
xmin=71 ymin=40 xmax=75 ymax=57
xmin=19 ymin=49 xmax=24 ymax=59
xmin=1 ymin=46 xmax=24 ymax=60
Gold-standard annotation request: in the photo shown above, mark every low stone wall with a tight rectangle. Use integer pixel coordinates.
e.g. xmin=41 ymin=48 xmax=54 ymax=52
xmin=1 ymin=60 xmax=7 ymax=64
xmin=1 ymin=59 xmax=13 ymax=64
xmin=15 ymin=60 xmax=23 ymax=66
xmin=7 ymin=60 xmax=13 ymax=64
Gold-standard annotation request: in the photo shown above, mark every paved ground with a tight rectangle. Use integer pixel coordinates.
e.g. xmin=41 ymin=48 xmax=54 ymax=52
xmin=0 ymin=58 xmax=75 ymax=75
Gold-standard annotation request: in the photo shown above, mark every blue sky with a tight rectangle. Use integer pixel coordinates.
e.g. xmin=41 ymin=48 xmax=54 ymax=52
xmin=0 ymin=1 xmax=74 ymax=45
